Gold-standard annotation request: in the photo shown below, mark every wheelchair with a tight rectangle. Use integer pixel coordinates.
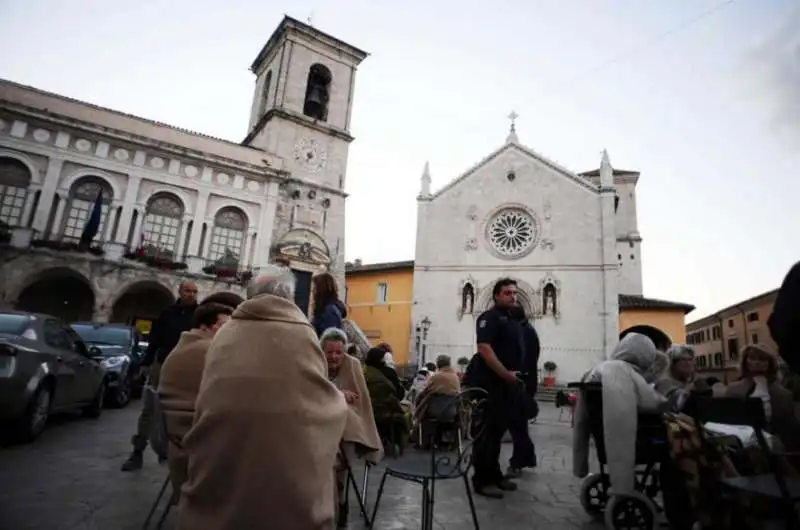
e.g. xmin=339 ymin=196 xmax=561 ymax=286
xmin=569 ymin=381 xmax=670 ymax=530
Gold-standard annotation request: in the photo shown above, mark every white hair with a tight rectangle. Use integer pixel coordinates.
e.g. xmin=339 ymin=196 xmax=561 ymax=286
xmin=320 ymin=327 xmax=348 ymax=349
xmin=246 ymin=267 xmax=296 ymax=301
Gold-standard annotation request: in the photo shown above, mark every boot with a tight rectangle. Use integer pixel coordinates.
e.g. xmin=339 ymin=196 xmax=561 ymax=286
xmin=121 ymin=450 xmax=143 ymax=471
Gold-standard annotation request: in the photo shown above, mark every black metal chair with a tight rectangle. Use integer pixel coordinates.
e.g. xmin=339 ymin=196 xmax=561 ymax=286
xmin=688 ymin=396 xmax=800 ymax=529
xmin=368 ymin=387 xmax=488 ymax=530
xmin=142 ymin=386 xmax=177 ymax=530
xmin=338 ymin=443 xmax=373 ymax=527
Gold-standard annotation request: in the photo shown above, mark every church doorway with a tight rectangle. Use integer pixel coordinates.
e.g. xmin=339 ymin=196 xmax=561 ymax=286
xmin=620 ymin=325 xmax=672 ymax=352
xmin=292 ymin=269 xmax=312 ymax=316
xmin=111 ymin=281 xmax=175 ymax=325
xmin=16 ymin=268 xmax=95 ymax=323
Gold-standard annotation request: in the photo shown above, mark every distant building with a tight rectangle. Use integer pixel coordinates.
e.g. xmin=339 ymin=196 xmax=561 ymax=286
xmin=345 ymin=259 xmax=694 ymax=373
xmin=0 ymin=16 xmax=367 ymax=329
xmin=686 ymin=289 xmax=779 ymax=382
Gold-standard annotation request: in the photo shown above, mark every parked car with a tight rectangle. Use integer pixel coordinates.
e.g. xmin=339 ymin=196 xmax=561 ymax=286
xmin=70 ymin=322 xmax=145 ymax=407
xmin=0 ymin=311 xmax=108 ymax=441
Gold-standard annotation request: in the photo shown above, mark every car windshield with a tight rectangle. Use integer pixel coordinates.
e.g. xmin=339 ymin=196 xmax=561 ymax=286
xmin=0 ymin=314 xmax=31 ymax=335
xmin=71 ymin=325 xmax=130 ymax=348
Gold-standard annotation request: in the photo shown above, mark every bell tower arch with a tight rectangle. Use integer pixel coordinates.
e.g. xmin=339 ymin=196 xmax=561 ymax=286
xmin=243 ymin=16 xmax=368 ymax=190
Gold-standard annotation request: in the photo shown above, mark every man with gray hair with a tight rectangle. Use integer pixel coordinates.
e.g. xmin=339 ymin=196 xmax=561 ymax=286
xmin=178 ymin=267 xmax=348 ymax=530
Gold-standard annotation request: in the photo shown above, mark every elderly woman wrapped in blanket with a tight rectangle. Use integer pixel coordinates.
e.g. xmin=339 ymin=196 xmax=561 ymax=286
xmin=573 ymin=333 xmax=670 ymax=507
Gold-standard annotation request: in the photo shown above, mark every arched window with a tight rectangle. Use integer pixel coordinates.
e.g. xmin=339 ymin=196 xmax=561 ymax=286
xmin=209 ymin=207 xmax=247 ymax=266
xmin=62 ymin=177 xmax=113 ymax=241
xmin=303 ymin=63 xmax=332 ymax=122
xmin=0 ymin=157 xmax=31 ymax=227
xmin=142 ymin=193 xmax=184 ymax=257
xmin=261 ymin=70 xmax=273 ymax=115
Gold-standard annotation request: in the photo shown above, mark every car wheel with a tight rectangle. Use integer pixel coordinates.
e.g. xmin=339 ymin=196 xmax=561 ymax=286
xmin=112 ymin=376 xmax=131 ymax=408
xmin=83 ymin=379 xmax=106 ymax=418
xmin=18 ymin=384 xmax=52 ymax=442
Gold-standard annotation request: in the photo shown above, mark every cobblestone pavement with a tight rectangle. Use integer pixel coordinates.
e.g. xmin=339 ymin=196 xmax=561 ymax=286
xmin=0 ymin=401 xmax=605 ymax=530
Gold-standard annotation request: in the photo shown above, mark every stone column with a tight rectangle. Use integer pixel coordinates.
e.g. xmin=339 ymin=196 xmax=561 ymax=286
xmin=103 ymin=202 xmax=121 ymax=242
xmin=201 ymin=217 xmax=214 ymax=259
xmin=241 ymin=229 xmax=256 ymax=268
xmin=130 ymin=205 xmax=146 ymax=249
xmin=176 ymin=214 xmax=192 ymax=261
xmin=187 ymin=191 xmax=209 ymax=256
xmin=49 ymin=191 xmax=68 ymax=240
xmin=21 ymin=186 xmax=40 ymax=228
xmin=114 ymin=175 xmax=142 ymax=244
xmin=32 ymin=158 xmax=64 ymax=234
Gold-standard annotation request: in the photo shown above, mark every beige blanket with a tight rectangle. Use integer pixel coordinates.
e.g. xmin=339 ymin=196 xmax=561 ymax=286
xmin=157 ymin=329 xmax=213 ymax=489
xmin=178 ymin=294 xmax=348 ymax=530
xmin=333 ymin=354 xmax=384 ymax=464
xmin=414 ymin=368 xmax=461 ymax=421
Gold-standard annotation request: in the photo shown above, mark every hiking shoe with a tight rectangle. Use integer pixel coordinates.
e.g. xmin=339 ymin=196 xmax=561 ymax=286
xmin=505 ymin=467 xmax=523 ymax=479
xmin=121 ymin=450 xmax=143 ymax=471
xmin=474 ymin=485 xmax=505 ymax=499
xmin=498 ymin=479 xmax=518 ymax=491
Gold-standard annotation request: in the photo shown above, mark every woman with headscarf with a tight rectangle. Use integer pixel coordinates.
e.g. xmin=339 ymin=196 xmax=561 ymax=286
xmin=321 ymin=328 xmax=383 ymax=528
xmin=363 ymin=347 xmax=408 ymax=453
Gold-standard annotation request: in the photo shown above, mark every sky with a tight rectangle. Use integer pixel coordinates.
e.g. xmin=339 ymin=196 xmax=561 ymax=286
xmin=0 ymin=0 xmax=797 ymax=319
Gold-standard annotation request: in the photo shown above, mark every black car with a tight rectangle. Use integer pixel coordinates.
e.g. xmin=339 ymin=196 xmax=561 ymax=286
xmin=70 ymin=323 xmax=145 ymax=407
xmin=0 ymin=311 xmax=107 ymax=441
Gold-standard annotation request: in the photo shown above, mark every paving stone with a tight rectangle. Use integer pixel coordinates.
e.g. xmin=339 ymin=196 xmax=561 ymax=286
xmin=0 ymin=402 xmax=604 ymax=529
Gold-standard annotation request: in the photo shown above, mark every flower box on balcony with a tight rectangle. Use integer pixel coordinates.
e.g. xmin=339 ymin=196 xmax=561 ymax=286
xmin=202 ymin=264 xmax=253 ymax=283
xmin=123 ymin=247 xmax=187 ymax=270
xmin=30 ymin=239 xmax=105 ymax=256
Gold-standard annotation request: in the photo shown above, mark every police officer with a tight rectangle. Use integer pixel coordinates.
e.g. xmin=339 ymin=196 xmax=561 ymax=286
xmin=472 ymin=278 xmax=526 ymax=498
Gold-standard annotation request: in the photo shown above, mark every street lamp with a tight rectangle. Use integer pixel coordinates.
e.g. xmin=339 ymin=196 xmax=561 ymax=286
xmin=420 ymin=316 xmax=431 ymax=365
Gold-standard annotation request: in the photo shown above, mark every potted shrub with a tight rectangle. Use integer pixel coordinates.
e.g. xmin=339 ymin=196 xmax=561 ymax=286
xmin=542 ymin=361 xmax=557 ymax=387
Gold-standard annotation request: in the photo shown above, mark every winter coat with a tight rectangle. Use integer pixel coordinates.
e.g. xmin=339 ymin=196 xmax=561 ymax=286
xmin=143 ymin=301 xmax=197 ymax=366
xmin=768 ymin=261 xmax=800 ymax=374
xmin=313 ymin=300 xmax=347 ymax=338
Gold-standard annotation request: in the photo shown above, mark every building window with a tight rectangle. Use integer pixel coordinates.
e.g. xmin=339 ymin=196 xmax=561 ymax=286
xmin=728 ymin=319 xmax=734 ymax=328
xmin=261 ymin=70 xmax=273 ymax=115
xmin=142 ymin=193 xmax=184 ymax=258
xmin=376 ymin=282 xmax=388 ymax=304
xmin=208 ymin=207 xmax=247 ymax=266
xmin=62 ymin=177 xmax=113 ymax=241
xmin=303 ymin=63 xmax=332 ymax=121
xmin=747 ymin=312 xmax=759 ymax=322
xmin=727 ymin=338 xmax=739 ymax=361
xmin=705 ymin=328 xmax=710 ymax=341
xmin=751 ymin=333 xmax=758 ymax=344
xmin=0 ymin=157 xmax=31 ymax=227
xmin=712 ymin=325 xmax=720 ymax=340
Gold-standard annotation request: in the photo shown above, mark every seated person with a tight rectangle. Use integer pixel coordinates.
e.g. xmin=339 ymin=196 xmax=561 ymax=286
xmin=363 ymin=347 xmax=409 ymax=453
xmin=321 ymin=328 xmax=383 ymax=527
xmin=413 ymin=355 xmax=461 ymax=446
xmin=406 ymin=368 xmax=431 ymax=404
xmin=655 ymin=344 xmax=712 ymax=408
xmin=157 ymin=302 xmax=232 ymax=491
xmin=573 ymin=333 xmax=669 ymax=499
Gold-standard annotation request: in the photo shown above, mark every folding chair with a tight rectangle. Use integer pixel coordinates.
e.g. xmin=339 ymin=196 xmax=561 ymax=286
xmin=339 ymin=443 xmax=372 ymax=527
xmin=142 ymin=386 xmax=177 ymax=530
xmin=689 ymin=396 xmax=800 ymax=529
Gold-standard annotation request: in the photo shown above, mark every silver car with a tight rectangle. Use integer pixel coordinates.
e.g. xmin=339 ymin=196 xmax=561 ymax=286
xmin=0 ymin=311 xmax=108 ymax=442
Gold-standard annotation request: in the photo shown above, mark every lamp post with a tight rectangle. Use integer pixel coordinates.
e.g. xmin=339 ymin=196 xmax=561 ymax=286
xmin=420 ymin=316 xmax=431 ymax=366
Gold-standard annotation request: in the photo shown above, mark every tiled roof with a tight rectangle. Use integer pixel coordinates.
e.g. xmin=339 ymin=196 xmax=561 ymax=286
xmin=619 ymin=294 xmax=695 ymax=314
xmin=345 ymin=260 xmax=415 ymax=273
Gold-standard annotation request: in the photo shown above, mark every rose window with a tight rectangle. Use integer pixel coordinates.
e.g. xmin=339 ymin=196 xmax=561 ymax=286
xmin=486 ymin=208 xmax=537 ymax=258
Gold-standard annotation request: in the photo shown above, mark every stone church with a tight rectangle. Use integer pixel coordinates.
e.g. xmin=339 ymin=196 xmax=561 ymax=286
xmin=0 ymin=16 xmax=366 ymax=328
xmin=411 ymin=122 xmax=662 ymax=383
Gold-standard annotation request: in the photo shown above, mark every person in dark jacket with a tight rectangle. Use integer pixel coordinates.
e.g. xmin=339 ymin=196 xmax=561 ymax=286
xmin=506 ymin=305 xmax=540 ymax=477
xmin=768 ymin=261 xmax=800 ymax=375
xmin=121 ymin=281 xmax=198 ymax=471
xmin=311 ymin=272 xmax=347 ymax=337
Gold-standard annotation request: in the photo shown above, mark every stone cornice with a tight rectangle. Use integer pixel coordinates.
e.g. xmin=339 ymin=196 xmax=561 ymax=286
xmin=243 ymin=107 xmax=354 ymax=146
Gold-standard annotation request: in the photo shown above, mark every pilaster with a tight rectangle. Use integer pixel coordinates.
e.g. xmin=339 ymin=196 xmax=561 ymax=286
xmin=32 ymin=158 xmax=64 ymax=233
xmin=187 ymin=190 xmax=209 ymax=256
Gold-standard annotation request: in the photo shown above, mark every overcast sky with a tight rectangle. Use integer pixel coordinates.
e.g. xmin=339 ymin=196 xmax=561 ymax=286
xmin=0 ymin=0 xmax=797 ymax=318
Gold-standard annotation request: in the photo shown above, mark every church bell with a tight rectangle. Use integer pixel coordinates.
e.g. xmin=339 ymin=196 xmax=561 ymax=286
xmin=304 ymin=84 xmax=328 ymax=119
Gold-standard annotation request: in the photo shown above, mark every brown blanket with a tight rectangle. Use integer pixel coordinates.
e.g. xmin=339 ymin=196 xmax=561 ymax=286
xmin=157 ymin=329 xmax=213 ymax=489
xmin=414 ymin=368 xmax=461 ymax=420
xmin=332 ymin=354 xmax=384 ymax=464
xmin=178 ymin=294 xmax=348 ymax=530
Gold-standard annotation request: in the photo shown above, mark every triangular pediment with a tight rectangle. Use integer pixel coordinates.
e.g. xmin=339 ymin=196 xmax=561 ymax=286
xmin=430 ymin=141 xmax=598 ymax=201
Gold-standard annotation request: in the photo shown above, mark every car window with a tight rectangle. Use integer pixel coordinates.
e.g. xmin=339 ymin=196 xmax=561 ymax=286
xmin=43 ymin=320 xmax=71 ymax=350
xmin=0 ymin=313 xmax=31 ymax=335
xmin=64 ymin=327 xmax=88 ymax=355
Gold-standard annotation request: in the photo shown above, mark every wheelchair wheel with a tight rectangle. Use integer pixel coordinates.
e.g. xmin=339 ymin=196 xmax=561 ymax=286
xmin=604 ymin=494 xmax=656 ymax=530
xmin=579 ymin=474 xmax=608 ymax=519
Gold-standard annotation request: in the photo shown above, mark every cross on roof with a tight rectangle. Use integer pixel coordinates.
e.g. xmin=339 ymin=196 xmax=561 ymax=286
xmin=507 ymin=110 xmax=519 ymax=132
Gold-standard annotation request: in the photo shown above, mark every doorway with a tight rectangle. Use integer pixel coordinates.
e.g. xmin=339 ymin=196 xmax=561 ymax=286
xmin=292 ymin=269 xmax=312 ymax=316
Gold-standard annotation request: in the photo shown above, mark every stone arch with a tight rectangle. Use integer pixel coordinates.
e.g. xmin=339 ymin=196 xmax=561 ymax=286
xmin=474 ymin=277 xmax=537 ymax=318
xmin=110 ymin=280 xmax=176 ymax=325
xmin=201 ymin=292 xmax=244 ymax=308
xmin=620 ymin=325 xmax=673 ymax=352
xmin=275 ymin=228 xmax=331 ymax=265
xmin=208 ymin=202 xmax=253 ymax=229
xmin=15 ymin=267 xmax=95 ymax=323
xmin=0 ymin=150 xmax=40 ymax=184
xmin=59 ymin=168 xmax=123 ymax=201
xmin=142 ymin=187 xmax=191 ymax=214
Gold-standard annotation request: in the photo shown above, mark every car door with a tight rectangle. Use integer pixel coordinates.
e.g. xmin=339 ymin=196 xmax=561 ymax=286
xmin=42 ymin=319 xmax=79 ymax=408
xmin=63 ymin=325 xmax=103 ymax=404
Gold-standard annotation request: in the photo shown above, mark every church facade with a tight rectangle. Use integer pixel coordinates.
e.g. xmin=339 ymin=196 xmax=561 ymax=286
xmin=411 ymin=124 xmax=666 ymax=384
xmin=0 ymin=16 xmax=366 ymax=326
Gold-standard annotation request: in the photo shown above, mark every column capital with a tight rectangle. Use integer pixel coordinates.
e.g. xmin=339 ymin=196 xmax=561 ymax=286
xmin=182 ymin=213 xmax=194 ymax=223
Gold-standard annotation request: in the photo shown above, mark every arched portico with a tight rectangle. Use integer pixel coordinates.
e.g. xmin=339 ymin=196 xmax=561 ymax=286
xmin=15 ymin=267 xmax=95 ymax=322
xmin=201 ymin=292 xmax=244 ymax=308
xmin=620 ymin=325 xmax=672 ymax=352
xmin=111 ymin=280 xmax=175 ymax=325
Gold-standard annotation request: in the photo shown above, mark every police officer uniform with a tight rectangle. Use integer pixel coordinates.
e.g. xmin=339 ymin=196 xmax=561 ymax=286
xmin=472 ymin=304 xmax=526 ymax=491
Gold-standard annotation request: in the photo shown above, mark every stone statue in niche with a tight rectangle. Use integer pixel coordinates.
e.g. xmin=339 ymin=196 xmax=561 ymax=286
xmin=543 ymin=283 xmax=557 ymax=316
xmin=461 ymin=283 xmax=475 ymax=315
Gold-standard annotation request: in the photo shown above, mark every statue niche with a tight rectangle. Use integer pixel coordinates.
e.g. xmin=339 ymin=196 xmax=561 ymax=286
xmin=461 ymin=283 xmax=475 ymax=315
xmin=542 ymin=282 xmax=558 ymax=316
